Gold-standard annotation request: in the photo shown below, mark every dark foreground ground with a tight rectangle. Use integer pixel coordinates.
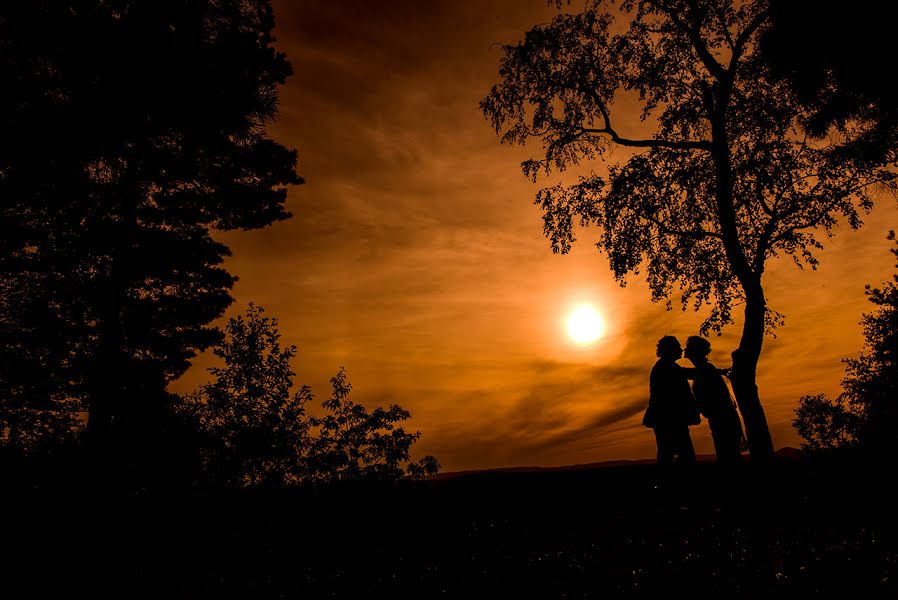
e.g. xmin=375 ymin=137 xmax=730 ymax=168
xmin=4 ymin=452 xmax=897 ymax=598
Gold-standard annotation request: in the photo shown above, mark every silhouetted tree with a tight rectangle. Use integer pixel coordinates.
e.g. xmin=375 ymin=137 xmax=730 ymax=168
xmin=183 ymin=305 xmax=440 ymax=486
xmin=308 ymin=368 xmax=441 ymax=483
xmin=0 ymin=1 xmax=301 ymax=455
xmin=0 ymin=275 xmax=85 ymax=453
xmin=183 ymin=305 xmax=312 ymax=486
xmin=760 ymin=0 xmax=898 ymax=164
xmin=794 ymin=233 xmax=898 ymax=458
xmin=792 ymin=394 xmax=859 ymax=454
xmin=481 ymin=0 xmax=896 ymax=461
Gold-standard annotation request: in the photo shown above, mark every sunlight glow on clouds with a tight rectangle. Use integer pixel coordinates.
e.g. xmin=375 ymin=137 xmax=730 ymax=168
xmin=170 ymin=0 xmax=898 ymax=472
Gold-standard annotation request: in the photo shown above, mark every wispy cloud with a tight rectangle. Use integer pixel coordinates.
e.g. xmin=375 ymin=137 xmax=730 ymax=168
xmin=171 ymin=0 xmax=898 ymax=471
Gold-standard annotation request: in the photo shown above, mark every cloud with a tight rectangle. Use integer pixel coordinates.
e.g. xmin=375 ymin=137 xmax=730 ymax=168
xmin=173 ymin=0 xmax=898 ymax=471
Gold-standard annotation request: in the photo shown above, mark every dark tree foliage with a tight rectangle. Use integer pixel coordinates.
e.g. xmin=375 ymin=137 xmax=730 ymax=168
xmin=183 ymin=305 xmax=440 ymax=486
xmin=794 ymin=234 xmax=898 ymax=458
xmin=760 ymin=0 xmax=898 ymax=164
xmin=481 ymin=0 xmax=896 ymax=461
xmin=183 ymin=305 xmax=312 ymax=486
xmin=0 ymin=1 xmax=301 ymax=454
xmin=792 ymin=393 xmax=859 ymax=454
xmin=308 ymin=368 xmax=442 ymax=483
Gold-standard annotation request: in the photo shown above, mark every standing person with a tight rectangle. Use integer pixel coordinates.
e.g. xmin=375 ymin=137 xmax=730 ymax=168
xmin=643 ymin=336 xmax=701 ymax=468
xmin=683 ymin=336 xmax=745 ymax=466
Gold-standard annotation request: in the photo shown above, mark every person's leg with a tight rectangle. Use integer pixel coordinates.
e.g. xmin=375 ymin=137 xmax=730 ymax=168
xmin=710 ymin=421 xmax=725 ymax=461
xmin=715 ymin=414 xmax=744 ymax=467
xmin=654 ymin=427 xmax=675 ymax=467
xmin=674 ymin=426 xmax=696 ymax=466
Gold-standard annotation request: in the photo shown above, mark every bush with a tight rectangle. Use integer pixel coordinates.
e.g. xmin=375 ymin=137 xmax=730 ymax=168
xmin=794 ymin=233 xmax=898 ymax=457
xmin=182 ymin=304 xmax=439 ymax=486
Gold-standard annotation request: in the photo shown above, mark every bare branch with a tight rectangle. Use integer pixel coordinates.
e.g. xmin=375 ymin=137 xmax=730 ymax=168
xmin=754 ymin=219 xmax=779 ymax=272
xmin=580 ymin=125 xmax=712 ymax=150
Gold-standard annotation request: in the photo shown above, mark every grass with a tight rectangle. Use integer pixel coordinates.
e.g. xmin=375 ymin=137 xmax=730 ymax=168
xmin=3 ymin=451 xmax=896 ymax=598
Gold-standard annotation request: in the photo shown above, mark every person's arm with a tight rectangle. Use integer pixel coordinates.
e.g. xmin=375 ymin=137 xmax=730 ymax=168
xmin=677 ymin=364 xmax=697 ymax=380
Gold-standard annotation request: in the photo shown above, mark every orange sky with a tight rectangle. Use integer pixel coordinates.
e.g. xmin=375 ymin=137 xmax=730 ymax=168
xmin=170 ymin=0 xmax=898 ymax=471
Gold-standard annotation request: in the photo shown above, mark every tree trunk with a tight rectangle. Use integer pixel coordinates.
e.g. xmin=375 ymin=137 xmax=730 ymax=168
xmin=707 ymin=89 xmax=777 ymax=464
xmin=730 ymin=282 xmax=776 ymax=463
xmin=83 ymin=156 xmax=139 ymax=468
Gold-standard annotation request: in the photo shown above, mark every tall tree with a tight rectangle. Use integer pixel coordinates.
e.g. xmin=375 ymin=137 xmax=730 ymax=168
xmin=0 ymin=0 xmax=301 ymax=454
xmin=481 ymin=0 xmax=896 ymax=461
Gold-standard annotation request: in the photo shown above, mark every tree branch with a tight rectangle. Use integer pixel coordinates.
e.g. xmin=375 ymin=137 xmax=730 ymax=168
xmin=715 ymin=5 xmax=736 ymax=50
xmin=583 ymin=97 xmax=711 ymax=150
xmin=649 ymin=0 xmax=728 ymax=81
xmin=580 ymin=126 xmax=712 ymax=150
xmin=729 ymin=7 xmax=771 ymax=71
xmin=754 ymin=218 xmax=779 ymax=272
xmin=774 ymin=180 xmax=875 ymax=239
xmin=641 ymin=208 xmax=723 ymax=241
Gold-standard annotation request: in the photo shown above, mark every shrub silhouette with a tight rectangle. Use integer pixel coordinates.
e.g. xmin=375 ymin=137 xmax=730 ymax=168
xmin=183 ymin=304 xmax=439 ymax=485
xmin=308 ymin=367 xmax=441 ymax=482
xmin=793 ymin=393 xmax=860 ymax=453
xmin=794 ymin=233 xmax=898 ymax=457
xmin=182 ymin=304 xmax=311 ymax=486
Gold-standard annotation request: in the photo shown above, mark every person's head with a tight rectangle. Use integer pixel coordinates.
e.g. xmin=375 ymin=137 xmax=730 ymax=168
xmin=684 ymin=336 xmax=712 ymax=362
xmin=656 ymin=336 xmax=682 ymax=360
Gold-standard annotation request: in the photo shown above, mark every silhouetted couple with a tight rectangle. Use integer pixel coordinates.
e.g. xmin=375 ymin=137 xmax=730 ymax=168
xmin=643 ymin=335 xmax=745 ymax=469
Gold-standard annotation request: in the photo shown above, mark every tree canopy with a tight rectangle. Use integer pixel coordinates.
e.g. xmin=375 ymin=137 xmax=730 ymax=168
xmin=760 ymin=0 xmax=898 ymax=163
xmin=183 ymin=304 xmax=312 ymax=486
xmin=482 ymin=0 xmax=896 ymax=460
xmin=0 ymin=0 xmax=301 ymax=453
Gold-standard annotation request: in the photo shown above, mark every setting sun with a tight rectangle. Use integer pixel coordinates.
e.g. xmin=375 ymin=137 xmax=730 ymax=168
xmin=565 ymin=304 xmax=606 ymax=345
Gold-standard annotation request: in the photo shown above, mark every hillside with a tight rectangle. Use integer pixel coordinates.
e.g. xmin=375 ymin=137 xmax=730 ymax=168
xmin=3 ymin=450 xmax=895 ymax=598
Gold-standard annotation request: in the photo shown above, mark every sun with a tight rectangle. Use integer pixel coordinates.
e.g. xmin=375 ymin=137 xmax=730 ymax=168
xmin=565 ymin=304 xmax=606 ymax=345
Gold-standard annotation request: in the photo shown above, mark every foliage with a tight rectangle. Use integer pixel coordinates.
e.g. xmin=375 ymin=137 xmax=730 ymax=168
xmin=481 ymin=0 xmax=897 ymax=459
xmin=0 ymin=0 xmax=301 ymax=450
xmin=0 ymin=272 xmax=85 ymax=453
xmin=794 ymin=234 xmax=898 ymax=456
xmin=482 ymin=0 xmax=894 ymax=335
xmin=792 ymin=394 xmax=859 ymax=453
xmin=308 ymin=368 xmax=441 ymax=483
xmin=183 ymin=305 xmax=440 ymax=486
xmin=760 ymin=0 xmax=898 ymax=164
xmin=182 ymin=305 xmax=312 ymax=486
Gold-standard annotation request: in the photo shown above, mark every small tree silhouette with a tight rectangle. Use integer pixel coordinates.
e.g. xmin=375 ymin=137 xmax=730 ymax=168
xmin=308 ymin=368 xmax=441 ymax=483
xmin=183 ymin=304 xmax=440 ymax=485
xmin=792 ymin=394 xmax=859 ymax=453
xmin=183 ymin=304 xmax=311 ymax=486
xmin=794 ymin=233 xmax=898 ymax=457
